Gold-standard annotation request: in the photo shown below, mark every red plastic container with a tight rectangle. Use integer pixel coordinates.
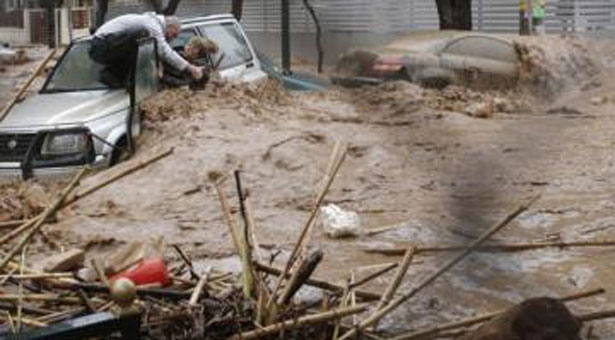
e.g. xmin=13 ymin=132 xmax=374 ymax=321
xmin=110 ymin=258 xmax=171 ymax=287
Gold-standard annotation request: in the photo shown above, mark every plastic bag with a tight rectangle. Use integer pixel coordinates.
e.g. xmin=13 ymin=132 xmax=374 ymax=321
xmin=320 ymin=204 xmax=361 ymax=238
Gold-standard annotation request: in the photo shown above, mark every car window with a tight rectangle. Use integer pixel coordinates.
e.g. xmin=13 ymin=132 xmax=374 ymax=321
xmin=441 ymin=36 xmax=517 ymax=63
xmin=170 ymin=28 xmax=197 ymax=52
xmin=134 ymin=39 xmax=159 ymax=103
xmin=197 ymin=22 xmax=253 ymax=70
xmin=44 ymin=40 xmax=107 ymax=92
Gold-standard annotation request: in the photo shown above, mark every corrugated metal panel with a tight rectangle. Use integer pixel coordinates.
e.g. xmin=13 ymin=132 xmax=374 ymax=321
xmin=473 ymin=0 xmax=519 ymax=32
xmin=106 ymin=0 xmax=615 ymax=34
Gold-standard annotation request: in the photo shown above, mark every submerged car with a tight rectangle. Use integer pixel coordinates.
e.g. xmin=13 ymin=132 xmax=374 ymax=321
xmin=0 ymin=14 xmax=266 ymax=179
xmin=332 ymin=31 xmax=519 ymax=90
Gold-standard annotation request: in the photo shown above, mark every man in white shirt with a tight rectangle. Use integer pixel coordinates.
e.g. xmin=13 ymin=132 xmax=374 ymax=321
xmin=89 ymin=13 xmax=202 ymax=87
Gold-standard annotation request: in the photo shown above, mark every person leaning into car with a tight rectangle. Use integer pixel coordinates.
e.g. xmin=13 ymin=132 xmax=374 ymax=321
xmin=89 ymin=13 xmax=203 ymax=88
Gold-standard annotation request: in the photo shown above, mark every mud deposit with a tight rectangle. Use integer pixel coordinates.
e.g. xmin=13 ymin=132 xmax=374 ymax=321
xmin=3 ymin=35 xmax=615 ymax=337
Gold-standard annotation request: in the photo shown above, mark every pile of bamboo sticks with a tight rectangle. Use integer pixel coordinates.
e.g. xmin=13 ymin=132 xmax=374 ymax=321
xmin=2 ymin=141 xmax=615 ymax=340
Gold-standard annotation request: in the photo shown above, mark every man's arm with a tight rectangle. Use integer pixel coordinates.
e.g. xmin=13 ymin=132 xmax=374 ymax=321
xmin=153 ymin=31 xmax=189 ymax=71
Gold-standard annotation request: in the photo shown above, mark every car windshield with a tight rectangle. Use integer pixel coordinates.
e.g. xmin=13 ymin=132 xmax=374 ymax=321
xmin=198 ymin=22 xmax=253 ymax=69
xmin=43 ymin=40 xmax=108 ymax=92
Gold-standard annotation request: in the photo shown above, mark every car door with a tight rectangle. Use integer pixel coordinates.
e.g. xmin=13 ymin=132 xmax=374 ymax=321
xmin=128 ymin=38 xmax=159 ymax=152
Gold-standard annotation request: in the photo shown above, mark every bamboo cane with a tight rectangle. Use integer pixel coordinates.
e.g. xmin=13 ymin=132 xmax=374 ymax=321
xmin=214 ymin=179 xmax=242 ymax=258
xmin=0 ymin=147 xmax=173 ymax=247
xmin=0 ymin=294 xmax=82 ymax=304
xmin=91 ymin=258 xmax=109 ymax=287
xmin=338 ymin=195 xmax=540 ymax=340
xmin=349 ymin=263 xmax=398 ymax=290
xmin=234 ymin=170 xmax=255 ymax=300
xmin=16 ymin=245 xmax=26 ymax=332
xmin=362 ymin=240 xmax=615 ymax=256
xmin=189 ymin=266 xmax=211 ymax=306
xmin=278 ymin=250 xmax=324 ymax=306
xmin=233 ymin=304 xmax=368 ymax=340
xmin=254 ymin=261 xmax=381 ymax=301
xmin=0 ymin=220 xmax=25 ymax=230
xmin=0 ymin=272 xmax=74 ymax=280
xmin=0 ymin=168 xmax=87 ymax=272
xmin=266 ymin=142 xmax=347 ymax=310
xmin=578 ymin=309 xmax=615 ymax=322
xmin=392 ymin=287 xmax=606 ymax=340
xmin=0 ymin=313 xmax=47 ymax=328
xmin=66 ymin=147 xmax=174 ymax=206
xmin=0 ymin=268 xmax=17 ymax=286
xmin=374 ymin=247 xmax=416 ymax=329
xmin=0 ymin=49 xmax=56 ymax=122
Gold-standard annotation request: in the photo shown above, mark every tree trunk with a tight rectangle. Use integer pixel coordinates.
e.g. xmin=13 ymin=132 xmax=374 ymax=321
xmin=232 ymin=0 xmax=244 ymax=21
xmin=163 ymin=0 xmax=182 ymax=15
xmin=435 ymin=0 xmax=472 ymax=30
xmin=92 ymin=0 xmax=108 ymax=33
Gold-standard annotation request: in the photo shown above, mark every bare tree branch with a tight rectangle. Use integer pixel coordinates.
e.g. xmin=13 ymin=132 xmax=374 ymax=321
xmin=302 ymin=0 xmax=324 ymax=73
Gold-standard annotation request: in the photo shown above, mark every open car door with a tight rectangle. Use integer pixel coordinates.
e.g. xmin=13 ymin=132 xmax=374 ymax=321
xmin=128 ymin=38 xmax=159 ymax=153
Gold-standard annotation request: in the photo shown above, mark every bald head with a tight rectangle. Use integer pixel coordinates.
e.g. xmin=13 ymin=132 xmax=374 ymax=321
xmin=164 ymin=16 xmax=181 ymax=41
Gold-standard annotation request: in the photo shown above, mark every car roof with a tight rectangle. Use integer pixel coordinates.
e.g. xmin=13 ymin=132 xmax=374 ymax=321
xmin=180 ymin=13 xmax=236 ymax=25
xmin=71 ymin=13 xmax=236 ymax=43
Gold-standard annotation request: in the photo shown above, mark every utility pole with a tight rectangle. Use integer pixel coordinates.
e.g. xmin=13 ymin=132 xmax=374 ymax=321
xmin=281 ymin=0 xmax=291 ymax=74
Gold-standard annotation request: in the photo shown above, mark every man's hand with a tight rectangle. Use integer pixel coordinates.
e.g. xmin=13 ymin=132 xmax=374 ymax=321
xmin=188 ymin=65 xmax=203 ymax=80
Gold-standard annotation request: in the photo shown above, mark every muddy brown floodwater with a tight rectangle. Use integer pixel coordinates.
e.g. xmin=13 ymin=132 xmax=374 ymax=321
xmin=3 ymin=35 xmax=615 ymax=337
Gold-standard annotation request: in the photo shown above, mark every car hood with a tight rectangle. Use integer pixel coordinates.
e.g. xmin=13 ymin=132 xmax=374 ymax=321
xmin=1 ymin=90 xmax=129 ymax=129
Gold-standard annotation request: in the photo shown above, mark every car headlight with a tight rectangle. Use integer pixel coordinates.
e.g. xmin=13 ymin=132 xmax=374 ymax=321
xmin=41 ymin=132 xmax=88 ymax=156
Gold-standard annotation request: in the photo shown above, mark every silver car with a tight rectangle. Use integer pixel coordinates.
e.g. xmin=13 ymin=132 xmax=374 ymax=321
xmin=0 ymin=14 xmax=266 ymax=180
xmin=333 ymin=31 xmax=519 ymax=90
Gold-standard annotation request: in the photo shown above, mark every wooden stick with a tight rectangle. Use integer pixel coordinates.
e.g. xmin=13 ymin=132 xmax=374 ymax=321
xmin=0 ymin=272 xmax=74 ymax=280
xmin=232 ymin=304 xmax=368 ymax=340
xmin=278 ymin=250 xmax=324 ymax=306
xmin=0 ymin=302 xmax=57 ymax=316
xmin=91 ymin=258 xmax=109 ymax=287
xmin=254 ymin=261 xmax=381 ymax=302
xmin=578 ymin=309 xmax=615 ymax=322
xmin=0 ymin=220 xmax=25 ymax=230
xmin=0 ymin=313 xmax=47 ymax=328
xmin=349 ymin=263 xmax=398 ymax=290
xmin=189 ymin=266 xmax=211 ymax=306
xmin=16 ymin=245 xmax=26 ymax=333
xmin=172 ymin=244 xmax=200 ymax=281
xmin=214 ymin=180 xmax=242 ymax=257
xmin=0 ymin=148 xmax=171 ymax=248
xmin=0 ymin=147 xmax=174 ymax=247
xmin=338 ymin=195 xmax=540 ymax=340
xmin=4 ymin=311 xmax=16 ymax=334
xmin=78 ymin=289 xmax=97 ymax=313
xmin=362 ymin=240 xmax=615 ymax=256
xmin=392 ymin=287 xmax=606 ymax=340
xmin=333 ymin=278 xmax=352 ymax=340
xmin=0 ymin=49 xmax=56 ymax=122
xmin=375 ymin=248 xmax=416 ymax=314
xmin=0 ymin=268 xmax=17 ymax=286
xmin=0 ymin=168 xmax=87 ymax=272
xmin=36 ymin=307 xmax=86 ymax=323
xmin=67 ymin=147 xmax=174 ymax=206
xmin=234 ymin=170 xmax=255 ymax=299
xmin=0 ymin=294 xmax=82 ymax=304
xmin=245 ymin=198 xmax=264 ymax=262
xmin=267 ymin=142 xmax=347 ymax=310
